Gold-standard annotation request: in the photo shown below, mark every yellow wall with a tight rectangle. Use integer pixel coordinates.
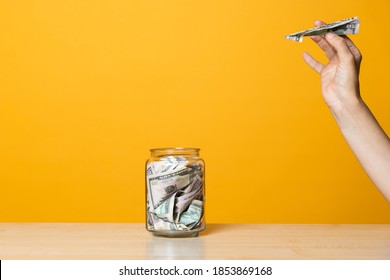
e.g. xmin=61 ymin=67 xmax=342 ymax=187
xmin=1 ymin=0 xmax=389 ymax=223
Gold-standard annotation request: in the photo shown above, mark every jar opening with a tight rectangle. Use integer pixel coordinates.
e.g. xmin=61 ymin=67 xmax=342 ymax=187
xmin=150 ymin=147 xmax=200 ymax=156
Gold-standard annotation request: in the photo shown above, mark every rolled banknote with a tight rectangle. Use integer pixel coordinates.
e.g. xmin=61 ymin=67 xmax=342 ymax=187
xmin=285 ymin=17 xmax=360 ymax=42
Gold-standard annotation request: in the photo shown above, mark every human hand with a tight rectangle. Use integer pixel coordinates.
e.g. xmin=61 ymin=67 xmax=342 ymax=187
xmin=302 ymin=20 xmax=363 ymax=112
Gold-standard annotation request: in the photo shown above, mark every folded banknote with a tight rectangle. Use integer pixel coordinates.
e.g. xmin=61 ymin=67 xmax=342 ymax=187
xmin=285 ymin=17 xmax=360 ymax=42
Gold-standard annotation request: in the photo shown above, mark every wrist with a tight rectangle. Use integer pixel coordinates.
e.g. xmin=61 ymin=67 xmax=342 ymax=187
xmin=328 ymin=95 xmax=367 ymax=130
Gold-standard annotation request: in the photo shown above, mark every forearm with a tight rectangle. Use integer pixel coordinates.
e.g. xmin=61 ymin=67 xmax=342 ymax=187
xmin=330 ymin=97 xmax=390 ymax=202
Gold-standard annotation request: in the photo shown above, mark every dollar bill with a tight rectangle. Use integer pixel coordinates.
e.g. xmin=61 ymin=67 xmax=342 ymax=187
xmin=178 ymin=199 xmax=203 ymax=229
xmin=161 ymin=155 xmax=188 ymax=164
xmin=148 ymin=161 xmax=187 ymax=175
xmin=153 ymin=216 xmax=188 ymax=231
xmin=285 ymin=17 xmax=360 ymax=42
xmin=147 ymin=155 xmax=189 ymax=176
xmin=174 ymin=176 xmax=203 ymax=216
xmin=153 ymin=192 xmax=177 ymax=222
xmin=146 ymin=157 xmax=204 ymax=232
xmin=147 ymin=167 xmax=192 ymax=209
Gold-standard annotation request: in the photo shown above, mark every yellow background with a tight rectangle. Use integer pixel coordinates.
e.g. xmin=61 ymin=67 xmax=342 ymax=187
xmin=1 ymin=0 xmax=390 ymax=223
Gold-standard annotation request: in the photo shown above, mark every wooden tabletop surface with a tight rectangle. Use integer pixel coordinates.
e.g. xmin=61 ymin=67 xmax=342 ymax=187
xmin=1 ymin=223 xmax=389 ymax=260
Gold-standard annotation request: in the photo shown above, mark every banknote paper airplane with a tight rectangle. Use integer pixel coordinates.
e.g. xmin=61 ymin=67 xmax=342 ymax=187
xmin=285 ymin=17 xmax=360 ymax=42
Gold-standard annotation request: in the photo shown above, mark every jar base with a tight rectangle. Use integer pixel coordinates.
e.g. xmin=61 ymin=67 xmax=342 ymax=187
xmin=148 ymin=222 xmax=205 ymax=238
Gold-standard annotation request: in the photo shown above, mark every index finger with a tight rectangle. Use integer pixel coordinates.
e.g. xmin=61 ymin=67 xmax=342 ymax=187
xmin=311 ymin=19 xmax=336 ymax=59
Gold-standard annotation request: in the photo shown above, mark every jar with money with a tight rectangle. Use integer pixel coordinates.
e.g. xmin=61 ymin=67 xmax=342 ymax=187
xmin=146 ymin=147 xmax=205 ymax=237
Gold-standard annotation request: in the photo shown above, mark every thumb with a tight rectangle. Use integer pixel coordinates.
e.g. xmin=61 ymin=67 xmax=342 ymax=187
xmin=325 ymin=33 xmax=355 ymax=64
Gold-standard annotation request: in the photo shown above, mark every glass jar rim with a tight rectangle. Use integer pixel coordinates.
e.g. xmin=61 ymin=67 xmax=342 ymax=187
xmin=150 ymin=147 xmax=200 ymax=153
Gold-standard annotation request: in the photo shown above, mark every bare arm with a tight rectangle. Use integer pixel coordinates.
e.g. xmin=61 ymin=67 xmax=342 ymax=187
xmin=302 ymin=21 xmax=390 ymax=202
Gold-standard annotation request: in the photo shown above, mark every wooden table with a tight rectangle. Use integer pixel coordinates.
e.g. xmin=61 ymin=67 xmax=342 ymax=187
xmin=0 ymin=223 xmax=389 ymax=259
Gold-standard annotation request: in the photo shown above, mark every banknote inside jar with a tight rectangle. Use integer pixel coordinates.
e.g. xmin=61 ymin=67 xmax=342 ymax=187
xmin=146 ymin=154 xmax=204 ymax=235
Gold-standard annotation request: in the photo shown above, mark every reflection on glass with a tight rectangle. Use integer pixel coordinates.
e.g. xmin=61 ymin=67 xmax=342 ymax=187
xmin=146 ymin=236 xmax=204 ymax=259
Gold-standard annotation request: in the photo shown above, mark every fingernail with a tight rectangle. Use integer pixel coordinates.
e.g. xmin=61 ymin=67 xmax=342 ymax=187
xmin=326 ymin=33 xmax=335 ymax=39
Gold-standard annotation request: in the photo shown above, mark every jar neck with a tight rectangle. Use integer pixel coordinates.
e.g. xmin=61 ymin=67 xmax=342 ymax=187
xmin=150 ymin=147 xmax=200 ymax=158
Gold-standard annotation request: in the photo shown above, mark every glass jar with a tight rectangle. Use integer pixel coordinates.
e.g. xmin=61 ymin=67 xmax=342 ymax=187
xmin=145 ymin=147 xmax=205 ymax=237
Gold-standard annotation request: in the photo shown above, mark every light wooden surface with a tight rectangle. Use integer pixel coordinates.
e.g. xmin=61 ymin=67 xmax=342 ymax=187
xmin=0 ymin=223 xmax=389 ymax=259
